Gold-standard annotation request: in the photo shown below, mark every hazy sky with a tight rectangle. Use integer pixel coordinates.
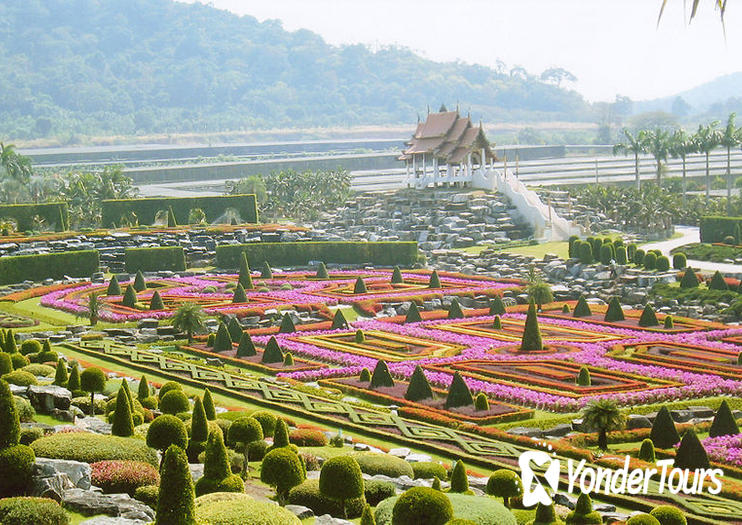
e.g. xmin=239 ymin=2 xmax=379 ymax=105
xmin=184 ymin=0 xmax=741 ymax=102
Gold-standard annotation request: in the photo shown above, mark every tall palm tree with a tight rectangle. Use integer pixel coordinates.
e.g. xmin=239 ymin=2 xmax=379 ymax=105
xmin=171 ymin=303 xmax=206 ymax=342
xmin=581 ymin=399 xmax=625 ymax=451
xmin=669 ymin=129 xmax=697 ymax=204
xmin=613 ymin=129 xmax=648 ymax=190
xmin=721 ymin=113 xmax=742 ymax=214
xmin=525 ymin=266 xmax=553 ymax=311
xmin=694 ymin=121 xmax=722 ymax=203
xmin=644 ymin=128 xmax=671 ymax=183
xmin=0 ymin=143 xmax=32 ymax=185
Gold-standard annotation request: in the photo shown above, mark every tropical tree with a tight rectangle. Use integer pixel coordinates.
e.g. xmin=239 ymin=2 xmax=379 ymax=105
xmin=86 ymin=293 xmax=102 ymax=326
xmin=0 ymin=143 xmax=32 ymax=185
xmin=694 ymin=121 xmax=722 ymax=202
xmin=171 ymin=303 xmax=206 ymax=342
xmin=668 ymin=128 xmax=697 ymax=204
xmin=644 ymin=127 xmax=671 ymax=182
xmin=525 ymin=266 xmax=553 ymax=310
xmin=720 ymin=113 xmax=742 ymax=213
xmin=582 ymin=399 xmax=626 ymax=451
xmin=613 ymin=129 xmax=648 ymax=190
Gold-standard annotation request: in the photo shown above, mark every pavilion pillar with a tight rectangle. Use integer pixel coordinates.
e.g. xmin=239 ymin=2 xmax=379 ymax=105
xmin=433 ymin=157 xmax=439 ymax=186
xmin=406 ymin=160 xmax=411 ymax=188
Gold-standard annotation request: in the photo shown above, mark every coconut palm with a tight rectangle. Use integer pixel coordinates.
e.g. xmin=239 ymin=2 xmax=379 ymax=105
xmin=582 ymin=399 xmax=626 ymax=451
xmin=171 ymin=303 xmax=206 ymax=342
xmin=720 ymin=113 xmax=742 ymax=213
xmin=644 ymin=127 xmax=671 ymax=183
xmin=694 ymin=122 xmax=722 ymax=203
xmin=669 ymin=128 xmax=697 ymax=204
xmin=613 ymin=129 xmax=648 ymax=190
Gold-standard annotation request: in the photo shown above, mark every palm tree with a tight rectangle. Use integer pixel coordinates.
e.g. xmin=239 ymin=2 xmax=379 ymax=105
xmin=582 ymin=399 xmax=626 ymax=451
xmin=658 ymin=0 xmax=727 ymax=26
xmin=720 ymin=113 xmax=742 ymax=214
xmin=171 ymin=303 xmax=206 ymax=342
xmin=0 ymin=143 xmax=32 ymax=185
xmin=694 ymin=121 xmax=722 ymax=203
xmin=525 ymin=266 xmax=553 ymax=310
xmin=87 ymin=293 xmax=102 ymax=326
xmin=669 ymin=129 xmax=697 ymax=204
xmin=644 ymin=128 xmax=671 ymax=183
xmin=613 ymin=129 xmax=648 ymax=190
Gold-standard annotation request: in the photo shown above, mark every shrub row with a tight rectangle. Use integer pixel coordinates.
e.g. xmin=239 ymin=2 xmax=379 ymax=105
xmin=101 ymin=194 xmax=258 ymax=227
xmin=700 ymin=216 xmax=742 ymax=243
xmin=0 ymin=202 xmax=69 ymax=232
xmin=31 ymin=432 xmax=158 ymax=466
xmin=124 ymin=246 xmax=186 ymax=272
xmin=215 ymin=241 xmax=419 ymax=268
xmin=0 ymin=250 xmax=99 ymax=285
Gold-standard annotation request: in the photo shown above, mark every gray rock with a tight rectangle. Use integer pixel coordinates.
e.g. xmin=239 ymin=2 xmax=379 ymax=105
xmin=314 ymin=514 xmax=354 ymax=525
xmin=405 ymin=453 xmax=432 ymax=463
xmin=34 ymin=458 xmax=92 ymax=489
xmin=27 ymin=385 xmax=72 ymax=413
xmin=80 ymin=518 xmax=147 ymax=525
xmin=508 ymin=427 xmax=543 ymax=438
xmin=543 ymin=424 xmax=572 ymax=437
xmin=286 ymin=504 xmax=314 ymax=520
xmin=388 ymin=447 xmax=411 ymax=458
xmin=189 ymin=463 xmax=204 ymax=482
xmin=553 ymin=492 xmax=577 ymax=509
xmin=594 ymin=502 xmax=616 ymax=512
xmin=63 ymin=489 xmax=155 ymax=521
xmin=31 ymin=471 xmax=75 ymax=501
xmin=626 ymin=415 xmax=653 ymax=429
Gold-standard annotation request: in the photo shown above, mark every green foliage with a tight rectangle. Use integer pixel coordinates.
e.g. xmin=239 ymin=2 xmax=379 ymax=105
xmin=633 ymin=249 xmax=646 ymax=265
xmin=288 ymin=479 xmax=366 ymax=518
xmin=355 ymin=329 xmax=366 ymax=343
xmin=103 ymin=195 xmax=257 ymax=227
xmin=125 ymin=246 xmax=187 ymax=273
xmin=568 ymin=236 xmax=580 ymax=258
xmin=0 ymin=354 xmax=11 ymax=376
xmin=239 ymin=252 xmax=254 ymax=290
xmin=279 ymin=313 xmax=296 ymax=333
xmin=80 ymin=367 xmax=106 ymax=393
xmin=520 ymin=299 xmax=543 ymax=351
xmin=627 ymin=243 xmax=637 ymax=261
xmin=320 ymin=455 xmax=364 ymax=517
xmin=195 ymin=492 xmax=300 ymax=524
xmin=167 ymin=206 xmax=178 ymax=227
xmin=112 ymin=387 xmax=135 ymax=437
xmin=709 ymin=399 xmax=740 ymax=437
xmin=122 ymin=285 xmax=137 ymax=308
xmin=261 ymin=447 xmax=306 ymax=504
xmin=650 ymin=505 xmax=687 ymax=525
xmin=231 ymin=283 xmax=247 ymax=304
xmin=236 ymin=332 xmax=257 ymax=357
xmin=531 ymin=502 xmax=561 ymax=525
xmin=412 ymin=462 xmax=447 ymax=480
xmin=429 ymin=270 xmax=442 ymax=288
xmin=564 ymin=492 xmax=601 ymax=524
xmin=405 ymin=365 xmax=433 ymax=402
xmin=213 ymin=323 xmax=233 ymax=353
xmin=352 ymin=452 xmax=414 ymax=478
xmin=147 ymin=415 xmax=189 ymax=454
xmin=261 ymin=336 xmax=283 ymax=363
xmin=674 ymin=429 xmax=710 ymax=469
xmin=391 ymin=266 xmax=404 ymax=284
xmin=159 ymin=381 xmax=183 ymax=401
xmin=581 ymin=399 xmax=625 ymax=450
xmin=672 ymin=253 xmax=687 ymax=270
xmin=643 ymin=252 xmax=657 ymax=270
xmin=331 ymin=309 xmax=349 ymax=329
xmin=699 ymin=216 xmax=742 ymax=243
xmin=251 ymin=411 xmax=277 ymax=437
xmin=260 ymin=261 xmax=273 ymax=279
xmin=67 ymin=364 xmax=80 ymax=392
xmin=599 ymin=244 xmax=613 ymax=265
xmin=445 ymin=372 xmax=473 ymax=409
xmin=150 ymin=290 xmax=165 ymax=310
xmin=0 ymin=250 xmax=99 ymax=285
xmin=626 ymin=514 xmax=661 ymax=525
xmin=447 ymin=298 xmax=465 ymax=319
xmin=655 ymin=255 xmax=670 ymax=272
xmin=615 ymin=246 xmax=628 ymax=265
xmin=0 ymin=379 xmax=20 ymax=449
xmin=432 ymin=476 xmax=441 ymax=491
xmin=638 ymin=304 xmax=659 ymax=327
xmin=492 ymin=315 xmax=502 ymax=329
xmin=20 ymin=340 xmax=41 ymax=355
xmin=638 ymin=439 xmax=656 ymax=463
xmin=377 ymin=493 xmax=515 ymax=525
xmin=1 ymin=370 xmax=37 ymax=386
xmin=709 ymin=270 xmax=729 ymax=290
xmin=228 ymin=416 xmax=263 ymax=479
xmin=134 ymin=484 xmax=159 ymax=508
xmin=360 ymin=367 xmax=371 ymax=382
xmin=354 ymin=277 xmax=368 ymax=294
xmin=156 ymin=445 xmax=196 ymax=525
xmin=0 ymin=445 xmax=35 ymax=497
xmin=680 ymin=268 xmax=700 ymax=288
xmin=405 ymin=302 xmax=423 ymax=323
xmin=171 ymin=303 xmax=206 ymax=341
xmin=190 ymin=397 xmax=209 ymax=444
xmin=474 ymin=392 xmax=490 ymax=411
xmin=316 ymin=262 xmax=329 ymax=279
xmin=160 ymin=390 xmax=190 ymax=415
xmin=0 ymin=497 xmax=68 ymax=525
xmin=576 ymin=367 xmax=591 ymax=386
xmin=664 ymin=316 xmax=674 ymax=328
xmin=604 ymin=297 xmax=625 ymax=322
xmin=448 ymin=459 xmax=469 ymax=493
xmin=486 ymin=469 xmax=523 ymax=508
xmin=33 ymin=432 xmax=157 ymax=465
xmin=489 ymin=296 xmax=507 ymax=315
xmin=573 ymin=296 xmax=592 ymax=318
xmin=578 ymin=242 xmax=593 ymax=264
xmin=361 ymin=504 xmax=377 ymax=525
xmin=370 ymin=360 xmax=394 ymax=389
xmin=272 ymin=418 xmax=290 ymax=449
xmin=133 ymin=270 xmax=146 ymax=292
xmin=0 ymin=202 xmax=69 ymax=232
xmin=10 ymin=354 xmax=27 ymax=370
xmin=5 ymin=331 xmax=16 ymax=354
xmin=650 ymin=406 xmax=681 ymax=449
xmin=196 ymin=428 xmax=243 ymax=496
xmin=391 ymin=487 xmax=453 ymax=525
xmin=283 ymin=352 xmax=294 ymax=366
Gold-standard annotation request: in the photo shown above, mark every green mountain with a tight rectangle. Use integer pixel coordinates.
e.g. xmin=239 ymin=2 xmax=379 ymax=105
xmin=0 ymin=0 xmax=592 ymax=140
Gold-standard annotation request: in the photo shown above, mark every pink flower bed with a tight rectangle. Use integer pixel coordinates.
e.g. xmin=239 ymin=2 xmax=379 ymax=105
xmin=703 ymin=434 xmax=742 ymax=468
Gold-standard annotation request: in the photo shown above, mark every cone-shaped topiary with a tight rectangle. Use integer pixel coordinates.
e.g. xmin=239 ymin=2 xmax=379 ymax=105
xmin=239 ymin=252 xmax=254 ymax=290
xmin=283 ymin=352 xmax=294 ymax=366
xmin=565 ymin=492 xmax=602 ymax=525
xmin=262 ymin=447 xmax=306 ymax=505
xmin=232 ymin=283 xmax=247 ymax=303
xmin=206 ymin=334 xmax=215 ymax=347
xmin=67 ymin=364 xmax=80 ymax=393
xmin=53 ymin=360 xmax=68 ymax=387
xmin=279 ymin=313 xmax=296 ymax=333
xmin=0 ymin=354 xmax=11 ymax=377
xmin=360 ymin=503 xmax=376 ymax=525
xmin=261 ymin=337 xmax=283 ymax=363
xmin=520 ymin=299 xmax=543 ymax=351
xmin=195 ymin=427 xmax=244 ymax=496
xmin=486 ymin=469 xmax=522 ymax=508
xmin=664 ymin=316 xmax=674 ymax=329
xmin=167 ymin=206 xmax=177 ymax=228
xmin=573 ymin=296 xmax=592 ymax=318
xmin=445 ymin=372 xmax=473 ymax=409
xmin=316 ymin=262 xmax=329 ymax=279
xmin=353 ymin=277 xmax=368 ymax=294
xmin=331 ymin=309 xmax=348 ymax=330
xmin=107 ymin=275 xmax=121 ymax=296
xmin=562 ymin=304 xmax=570 ymax=313
xmin=4 ymin=331 xmax=16 ymax=354
xmin=134 ymin=270 xmax=146 ymax=292
xmin=489 ymin=296 xmax=506 ymax=315
xmin=213 ymin=323 xmax=233 ymax=352
xmin=111 ymin=387 xmax=134 ymax=437
xmin=604 ymin=297 xmax=625 ymax=322
xmin=0 ymin=379 xmax=20 ymax=449
xmin=391 ymin=266 xmax=404 ymax=284
xmin=354 ymin=329 xmax=365 ymax=343
xmin=709 ymin=270 xmax=729 ymax=290
xmin=638 ymin=439 xmax=656 ymax=463
xmin=650 ymin=505 xmax=688 ymax=525
xmin=532 ymin=502 xmax=559 ymax=525
xmin=155 ymin=445 xmax=195 ymax=525
xmin=709 ymin=400 xmax=740 ymax=437
xmin=359 ymin=368 xmax=371 ymax=382
xmin=449 ymin=459 xmax=469 ymax=493
xmin=492 ymin=315 xmax=502 ymax=329
xmin=576 ymin=366 xmax=591 ymax=386
xmin=187 ymin=397 xmax=208 ymax=462
xmin=404 ymin=365 xmax=433 ymax=402
xmin=674 ymin=428 xmax=710 ymax=470
xmin=431 ymin=476 xmax=441 ymax=491
xmin=150 ymin=290 xmax=164 ymax=310
xmin=370 ymin=360 xmax=394 ymax=389
xmin=122 ymin=285 xmax=137 ymax=308
xmin=226 ymin=316 xmax=242 ymax=342
xmin=680 ymin=267 xmax=699 ymax=289
xmin=228 ymin=416 xmax=263 ymax=479
xmin=447 ymin=298 xmax=464 ymax=319
xmin=319 ymin=455 xmax=364 ymax=519
xmin=272 ymin=418 xmax=290 ymax=449
xmin=405 ymin=302 xmax=422 ymax=323
xmin=650 ymin=406 xmax=680 ymax=449
xmin=474 ymin=392 xmax=489 ymax=411
xmin=428 ymin=270 xmax=441 ymax=288
xmin=202 ymin=389 xmax=216 ymax=421
xmin=261 ymin=261 xmax=273 ymax=279
xmin=236 ymin=332 xmax=257 ymax=357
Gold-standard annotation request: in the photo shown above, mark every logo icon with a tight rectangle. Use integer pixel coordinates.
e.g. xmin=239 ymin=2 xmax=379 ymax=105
xmin=519 ymin=448 xmax=561 ymax=507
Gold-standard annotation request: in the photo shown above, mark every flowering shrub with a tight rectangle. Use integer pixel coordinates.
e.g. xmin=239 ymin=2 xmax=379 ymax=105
xmin=289 ymin=429 xmax=328 ymax=447
xmin=90 ymin=460 xmax=160 ymax=496
xmin=703 ymin=433 xmax=742 ymax=468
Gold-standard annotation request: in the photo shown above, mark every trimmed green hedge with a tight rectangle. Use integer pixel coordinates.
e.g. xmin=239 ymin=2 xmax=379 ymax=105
xmin=0 ymin=202 xmax=68 ymax=232
xmin=124 ymin=246 xmax=186 ymax=272
xmin=0 ymin=250 xmax=99 ymax=285
xmin=216 ymin=241 xmax=419 ymax=268
xmin=195 ymin=492 xmax=300 ymax=525
xmin=31 ymin=432 xmax=158 ymax=465
xmin=375 ymin=492 xmax=517 ymax=525
xmin=700 ymin=216 xmax=742 ymax=243
xmin=101 ymin=195 xmax=258 ymax=227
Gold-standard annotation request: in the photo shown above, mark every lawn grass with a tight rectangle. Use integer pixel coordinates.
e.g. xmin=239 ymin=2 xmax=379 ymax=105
xmin=504 ymin=241 xmax=569 ymax=260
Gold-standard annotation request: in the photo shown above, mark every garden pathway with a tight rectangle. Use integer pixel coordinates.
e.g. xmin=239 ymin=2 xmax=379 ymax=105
xmin=642 ymin=225 xmax=742 ymax=275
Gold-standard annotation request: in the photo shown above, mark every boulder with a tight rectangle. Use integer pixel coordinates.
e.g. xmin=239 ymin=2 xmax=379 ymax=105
xmin=286 ymin=505 xmax=314 ymax=520
xmin=62 ymin=489 xmax=155 ymax=521
xmin=34 ymin=458 xmax=92 ymax=490
xmin=314 ymin=514 xmax=354 ymax=525
xmin=27 ymin=385 xmax=72 ymax=413
xmin=190 ymin=463 xmax=204 ymax=482
xmin=31 ymin=471 xmax=75 ymax=502
xmin=626 ymin=415 xmax=653 ymax=430
xmin=80 ymin=518 xmax=148 ymax=525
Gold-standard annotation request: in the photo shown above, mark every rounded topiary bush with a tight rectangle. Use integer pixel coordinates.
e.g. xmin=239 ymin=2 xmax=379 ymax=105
xmin=565 ymin=492 xmax=601 ymax=524
xmin=288 ymin=479 xmax=366 ymax=518
xmin=0 ymin=497 xmax=69 ymax=525
xmin=352 ymin=451 xmax=414 ymax=478
xmin=32 ymin=432 xmax=158 ymax=465
xmin=364 ymin=479 xmax=396 ymax=506
xmin=10 ymin=354 xmax=29 ymax=370
xmin=376 ymin=493 xmax=516 ymax=525
xmin=320 ymin=455 xmax=365 ymax=517
xmin=650 ymin=505 xmax=687 ymax=525
xmin=391 ymin=487 xmax=453 ymax=525
xmin=134 ymin=484 xmax=159 ymax=507
xmin=0 ymin=445 xmax=36 ymax=497
xmin=159 ymin=390 xmax=190 ymax=415
xmin=261 ymin=446 xmax=306 ymax=504
xmin=486 ymin=469 xmax=522 ymax=508
xmin=1 ymin=370 xmax=37 ymax=386
xmin=14 ymin=397 xmax=35 ymax=423
xmin=21 ymin=364 xmax=55 ymax=377
xmin=19 ymin=427 xmax=44 ymax=445
xmin=20 ymin=340 xmax=42 ymax=356
xmin=157 ymin=381 xmax=183 ymax=401
xmin=251 ymin=410 xmax=277 ymax=437
xmin=146 ymin=414 xmax=188 ymax=456
xmin=672 ymin=253 xmax=687 ymax=270
xmin=195 ymin=492 xmax=301 ymax=525
xmin=626 ymin=514 xmax=661 ymax=525
xmin=412 ymin=461 xmax=448 ymax=480
xmin=90 ymin=460 xmax=160 ymax=496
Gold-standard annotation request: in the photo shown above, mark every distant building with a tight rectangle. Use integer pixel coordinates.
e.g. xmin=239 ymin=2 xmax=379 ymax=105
xmin=400 ymin=107 xmax=496 ymax=187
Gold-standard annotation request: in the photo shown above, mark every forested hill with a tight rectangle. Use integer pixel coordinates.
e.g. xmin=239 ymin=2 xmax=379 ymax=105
xmin=0 ymin=0 xmax=592 ymax=141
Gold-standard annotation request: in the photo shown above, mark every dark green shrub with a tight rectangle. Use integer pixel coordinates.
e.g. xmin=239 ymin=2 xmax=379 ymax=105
xmin=107 ymin=276 xmax=122 ymax=296
xmin=0 ymin=497 xmax=68 ymax=525
xmin=447 ymin=299 xmax=464 ymax=319
xmin=14 ymin=397 xmax=34 ymax=423
xmin=361 ymin=504 xmax=376 ymax=525
xmin=576 ymin=367 xmax=591 ymax=387
xmin=150 ymin=290 xmax=165 ymax=310
xmin=0 ymin=445 xmax=36 ymax=497
xmin=20 ymin=340 xmax=41 ymax=356
xmin=67 ymin=364 xmax=80 ymax=392
xmin=271 ymin=418 xmax=290 ymax=449
xmin=520 ymin=299 xmax=543 ymax=351
xmin=565 ymin=492 xmax=601 ymax=524
xmin=370 ymin=360 xmax=394 ymax=389
xmin=112 ymin=388 xmax=135 ymax=437
xmin=147 ymin=415 xmax=188 ymax=458
xmin=236 ymin=332 xmax=257 ymax=357
xmin=568 ymin=236 xmax=579 ymax=258
xmin=1 ymin=370 xmax=37 ymax=386
xmin=448 ymin=460 xmax=469 ymax=494
xmin=320 ymin=455 xmax=365 ymax=519
xmin=19 ymin=427 xmax=44 ymax=446
xmin=195 ymin=428 xmax=243 ymax=497
xmin=355 ymin=329 xmax=366 ymax=343
xmin=428 ymin=270 xmax=442 ymax=288
xmin=156 ymin=445 xmax=196 ymax=525
xmin=650 ymin=406 xmax=680 ymax=449
xmin=573 ymin=296 xmax=592 ymax=318
xmin=530 ymin=501 xmax=561 ymax=525
xmin=578 ymin=242 xmax=593 ymax=264
xmin=359 ymin=367 xmax=371 ymax=382
xmin=239 ymin=252 xmax=254 ymax=289
xmin=489 ymin=296 xmax=506 ymax=315
xmin=656 ymin=256 xmax=670 ymax=272
xmin=709 ymin=270 xmax=729 ymax=291
xmin=134 ymin=270 xmax=146 ymax=291
xmin=674 ymin=429 xmax=710 ymax=469
xmin=288 ymin=479 xmax=365 ymax=518
xmin=405 ymin=365 xmax=433 ymax=402
xmin=626 ymin=514 xmax=661 ymax=525
xmin=354 ymin=277 xmax=368 ymax=294
xmin=391 ymin=266 xmax=404 ymax=284
xmin=160 ymin=390 xmax=190 ymax=415
xmin=633 ymin=248 xmax=645 ymax=265
xmin=672 ymin=253 xmax=687 ymax=270
xmin=392 ymin=487 xmax=452 ymax=525
xmin=194 ymin=492 xmax=300 ymax=524
xmin=0 ymin=250 xmax=98 ymax=285
xmin=599 ymin=244 xmax=612 ymax=265
xmin=364 ymin=479 xmax=396 ymax=506
xmin=0 ymin=354 xmax=11 ymax=376
xmin=134 ymin=484 xmax=159 ymax=508
xmin=260 ymin=261 xmax=273 ymax=279
xmin=650 ymin=505 xmax=687 ymax=525
xmin=412 ymin=462 xmax=447 ymax=480
xmin=643 ymin=252 xmax=657 ymax=270
xmin=279 ymin=313 xmax=296 ymax=333
xmin=405 ymin=302 xmax=422 ymax=323
xmin=638 ymin=304 xmax=659 ymax=327
xmin=158 ymin=381 xmax=183 ymax=401
xmin=122 ymin=285 xmax=137 ymax=308
xmin=228 ymin=416 xmax=263 ymax=479
xmin=52 ymin=360 xmax=68 ymax=387
xmin=445 ymin=372 xmax=473 ymax=409
xmin=724 ymin=235 xmax=736 ymax=245
xmin=331 ymin=309 xmax=349 ymax=329
xmin=615 ymin=246 xmax=628 ymax=265
xmin=202 ymin=388 xmax=216 ymax=421
xmin=352 ymin=452 xmax=414 ymax=478
xmin=261 ymin=336 xmax=283 ymax=363
xmin=491 ymin=315 xmax=502 ymax=329
xmin=10 ymin=354 xmax=28 ymax=370
xmin=679 ymin=268 xmax=699 ymax=288
xmin=316 ymin=262 xmax=330 ymax=279
xmin=709 ymin=399 xmax=740 ymax=437
xmin=251 ymin=411 xmax=277 ymax=437
xmin=261 ymin=446 xmax=306 ymax=504
xmin=213 ymin=323 xmax=233 ymax=352
xmin=474 ymin=392 xmax=489 ymax=411
xmin=664 ymin=316 xmax=674 ymax=329
xmin=486 ymin=469 xmax=522 ymax=508
xmin=604 ymin=297 xmax=625 ymax=322
xmin=638 ymin=439 xmax=656 ymax=462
